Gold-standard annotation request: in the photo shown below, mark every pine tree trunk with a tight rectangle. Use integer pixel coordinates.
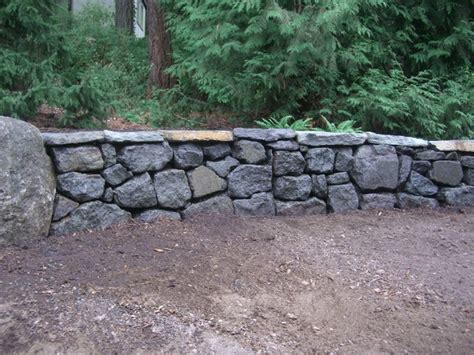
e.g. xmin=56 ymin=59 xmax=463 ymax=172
xmin=146 ymin=0 xmax=174 ymax=89
xmin=115 ymin=0 xmax=134 ymax=35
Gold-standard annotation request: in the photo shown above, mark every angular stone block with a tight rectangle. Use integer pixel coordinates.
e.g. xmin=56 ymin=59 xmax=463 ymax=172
xmin=437 ymin=186 xmax=474 ymax=206
xmin=154 ymin=169 xmax=192 ymax=209
xmin=161 ymin=130 xmax=233 ymax=142
xmin=397 ymin=193 xmax=439 ymax=209
xmin=327 ymin=183 xmax=359 ymax=212
xmin=42 ymin=131 xmax=104 ymax=145
xmin=228 ymin=165 xmax=272 ymax=198
xmin=413 ymin=161 xmax=431 ymax=174
xmin=187 ymin=166 xmax=227 ymax=199
xmin=404 ymin=171 xmax=438 ymax=197
xmin=135 ymin=209 xmax=181 ymax=222
xmin=101 ymin=164 xmax=133 ymax=186
xmin=232 ymin=140 xmax=267 ymax=164
xmin=52 ymin=194 xmax=79 ymax=221
xmin=52 ymin=145 xmax=104 ymax=173
xmin=297 ymin=131 xmax=367 ymax=146
xmin=173 ymin=143 xmax=204 ymax=169
xmin=311 ymin=174 xmax=328 ymax=199
xmin=233 ymin=192 xmax=275 ymax=216
xmin=415 ymin=150 xmax=445 ymax=161
xmin=306 ymin=148 xmax=335 ymax=174
xmin=366 ymin=133 xmax=428 ymax=147
xmin=57 ymin=172 xmax=105 ymax=202
xmin=114 ymin=173 xmax=158 ymax=209
xmin=429 ymin=160 xmax=463 ymax=186
xmin=273 ymin=175 xmax=312 ymax=201
xmin=202 ymin=143 xmax=231 ymax=160
xmin=234 ymin=128 xmax=295 ymax=142
xmin=182 ymin=195 xmax=234 ymax=218
xmin=104 ymin=130 xmax=164 ymax=143
xmin=461 ymin=156 xmax=474 ymax=168
xmin=206 ymin=156 xmax=240 ymax=177
xmin=360 ymin=193 xmax=396 ymax=210
xmin=398 ymin=155 xmax=413 ymax=186
xmin=101 ymin=143 xmax=117 ymax=168
xmin=327 ymin=172 xmax=350 ymax=185
xmin=267 ymin=140 xmax=299 ymax=151
xmin=275 ymin=198 xmax=326 ymax=216
xmin=273 ymin=151 xmax=305 ymax=176
xmin=334 ymin=147 xmax=353 ymax=172
xmin=117 ymin=143 xmax=173 ymax=173
xmin=464 ymin=169 xmax=474 ymax=185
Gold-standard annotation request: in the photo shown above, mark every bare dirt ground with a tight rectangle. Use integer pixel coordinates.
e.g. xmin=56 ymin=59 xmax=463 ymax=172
xmin=1 ymin=208 xmax=473 ymax=354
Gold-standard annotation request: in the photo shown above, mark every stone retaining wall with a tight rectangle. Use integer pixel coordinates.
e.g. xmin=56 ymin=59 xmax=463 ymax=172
xmin=42 ymin=129 xmax=474 ymax=236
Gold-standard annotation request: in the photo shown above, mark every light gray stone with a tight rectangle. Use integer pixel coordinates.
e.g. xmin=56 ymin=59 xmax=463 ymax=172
xmin=232 ymin=140 xmax=267 ymax=164
xmin=101 ymin=143 xmax=116 ymax=168
xmin=267 ymin=140 xmax=299 ymax=151
xmin=57 ymin=172 xmax=105 ymax=202
xmin=413 ymin=161 xmax=431 ymax=174
xmin=360 ymin=193 xmax=397 ymax=210
xmin=273 ymin=151 xmax=305 ymax=176
xmin=366 ymin=132 xmax=428 ymax=147
xmin=101 ymin=164 xmax=133 ymax=186
xmin=297 ymin=131 xmax=367 ymax=146
xmin=154 ymin=169 xmax=192 ymax=209
xmin=233 ymin=192 xmax=275 ymax=216
xmin=415 ymin=150 xmax=445 ymax=161
xmin=273 ymin=175 xmax=312 ymax=201
xmin=276 ymin=198 xmax=326 ymax=216
xmin=187 ymin=166 xmax=227 ymax=199
xmin=234 ymin=128 xmax=295 ymax=142
xmin=464 ymin=169 xmax=474 ymax=185
xmin=104 ymin=130 xmax=164 ymax=143
xmin=334 ymin=147 xmax=353 ymax=172
xmin=461 ymin=156 xmax=474 ymax=168
xmin=429 ymin=161 xmax=463 ymax=186
xmin=173 ymin=143 xmax=204 ymax=169
xmin=0 ymin=117 xmax=56 ymax=245
xmin=117 ymin=143 xmax=173 ymax=173
xmin=103 ymin=187 xmax=114 ymax=203
xmin=327 ymin=172 xmax=350 ymax=185
xmin=404 ymin=171 xmax=438 ymax=197
xmin=50 ymin=201 xmax=131 ymax=235
xmin=52 ymin=145 xmax=104 ymax=173
xmin=312 ymin=174 xmax=327 ymax=199
xmin=42 ymin=131 xmax=104 ymax=145
xmin=114 ymin=173 xmax=158 ymax=209
xmin=202 ymin=143 xmax=231 ymax=160
xmin=183 ymin=195 xmax=234 ymax=218
xmin=351 ymin=145 xmax=399 ymax=191
xmin=228 ymin=165 xmax=272 ymax=198
xmin=397 ymin=193 xmax=439 ymax=209
xmin=135 ymin=209 xmax=181 ymax=222
xmin=437 ymin=186 xmax=474 ymax=206
xmin=398 ymin=155 xmax=413 ymax=186
xmin=306 ymin=148 xmax=335 ymax=174
xmin=206 ymin=156 xmax=240 ymax=177
xmin=52 ymin=194 xmax=79 ymax=221
xmin=327 ymin=183 xmax=359 ymax=212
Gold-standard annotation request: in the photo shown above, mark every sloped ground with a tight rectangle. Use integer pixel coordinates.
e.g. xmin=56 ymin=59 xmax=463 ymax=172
xmin=1 ymin=208 xmax=473 ymax=354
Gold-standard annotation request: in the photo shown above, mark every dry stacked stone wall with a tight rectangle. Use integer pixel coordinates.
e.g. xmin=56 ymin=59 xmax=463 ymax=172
xmin=42 ymin=129 xmax=474 ymax=236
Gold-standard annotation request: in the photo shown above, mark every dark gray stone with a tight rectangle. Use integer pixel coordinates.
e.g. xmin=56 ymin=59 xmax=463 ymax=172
xmin=429 ymin=161 xmax=463 ymax=186
xmin=182 ymin=195 xmax=234 ymax=218
xmin=404 ymin=171 xmax=438 ymax=197
xmin=135 ymin=209 xmax=181 ymax=222
xmin=202 ymin=143 xmax=231 ymax=160
xmin=297 ymin=132 xmax=367 ymax=146
xmin=228 ymin=165 xmax=272 ymax=198
xmin=42 ymin=131 xmax=104 ymax=145
xmin=413 ymin=161 xmax=431 ymax=174
xmin=187 ymin=166 xmax=227 ymax=199
xmin=1 ymin=117 xmax=56 ymax=245
xmin=397 ymin=193 xmax=439 ymax=209
xmin=437 ymin=186 xmax=474 ymax=206
xmin=275 ymin=198 xmax=326 ymax=216
xmin=101 ymin=143 xmax=116 ymax=168
xmin=233 ymin=192 xmax=275 ymax=216
xmin=103 ymin=187 xmax=114 ymax=203
xmin=104 ymin=130 xmax=164 ymax=143
xmin=117 ymin=143 xmax=173 ymax=173
xmin=273 ymin=175 xmax=312 ymax=201
xmin=272 ymin=151 xmax=305 ymax=176
xmin=52 ymin=145 xmax=104 ymax=173
xmin=50 ymin=201 xmax=131 ymax=235
xmin=396 ymin=146 xmax=416 ymax=157
xmin=312 ymin=174 xmax=327 ymax=199
xmin=52 ymin=194 xmax=79 ymax=221
xmin=398 ymin=155 xmax=413 ymax=186
xmin=57 ymin=172 xmax=105 ymax=202
xmin=327 ymin=172 xmax=350 ymax=185
xmin=334 ymin=148 xmax=353 ymax=172
xmin=114 ymin=173 xmax=158 ymax=209
xmin=306 ymin=148 xmax=335 ymax=174
xmin=464 ymin=169 xmax=474 ymax=185
xmin=101 ymin=164 xmax=133 ymax=186
xmin=267 ymin=140 xmax=299 ymax=151
xmin=366 ymin=133 xmax=428 ymax=147
xmin=415 ymin=150 xmax=445 ymax=161
xmin=327 ymin=183 xmax=359 ymax=212
xmin=234 ymin=128 xmax=295 ymax=142
xmin=461 ymin=156 xmax=474 ymax=168
xmin=206 ymin=156 xmax=240 ymax=177
xmin=173 ymin=143 xmax=204 ymax=169
xmin=360 ymin=193 xmax=397 ymax=210
xmin=232 ymin=140 xmax=267 ymax=164
xmin=446 ymin=152 xmax=459 ymax=161
xmin=154 ymin=169 xmax=192 ymax=209
xmin=351 ymin=145 xmax=399 ymax=191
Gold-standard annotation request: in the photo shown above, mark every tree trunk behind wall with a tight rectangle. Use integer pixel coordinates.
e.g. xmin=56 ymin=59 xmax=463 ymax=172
xmin=146 ymin=0 xmax=174 ymax=90
xmin=115 ymin=0 xmax=134 ymax=35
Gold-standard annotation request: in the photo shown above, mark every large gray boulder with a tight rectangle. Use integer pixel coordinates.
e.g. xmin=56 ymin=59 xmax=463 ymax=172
xmin=360 ymin=193 xmax=397 ymax=210
xmin=275 ymin=198 xmax=326 ymax=216
xmin=306 ymin=148 xmax=335 ymax=174
xmin=437 ymin=186 xmax=474 ymax=206
xmin=273 ymin=175 xmax=312 ymax=201
xmin=397 ymin=193 xmax=439 ymax=209
xmin=117 ymin=143 xmax=173 ymax=173
xmin=50 ymin=201 xmax=131 ymax=235
xmin=327 ymin=183 xmax=359 ymax=212
xmin=154 ymin=169 xmax=192 ymax=209
xmin=206 ymin=156 xmax=240 ymax=177
xmin=429 ymin=161 xmax=463 ymax=186
xmin=233 ymin=192 xmax=275 ymax=216
xmin=404 ymin=171 xmax=438 ymax=197
xmin=187 ymin=166 xmax=227 ymax=198
xmin=183 ymin=195 xmax=234 ymax=218
xmin=57 ymin=172 xmax=105 ymax=202
xmin=173 ymin=143 xmax=203 ymax=169
xmin=135 ymin=209 xmax=181 ymax=222
xmin=0 ymin=117 xmax=56 ymax=245
xmin=228 ymin=165 xmax=272 ymax=198
xmin=232 ymin=140 xmax=267 ymax=164
xmin=351 ymin=145 xmax=399 ymax=191
xmin=272 ymin=151 xmax=305 ymax=176
xmin=51 ymin=145 xmax=104 ymax=173
xmin=114 ymin=173 xmax=158 ymax=209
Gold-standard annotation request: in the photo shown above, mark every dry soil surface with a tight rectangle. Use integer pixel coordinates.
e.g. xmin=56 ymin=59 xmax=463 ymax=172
xmin=1 ymin=208 xmax=473 ymax=354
